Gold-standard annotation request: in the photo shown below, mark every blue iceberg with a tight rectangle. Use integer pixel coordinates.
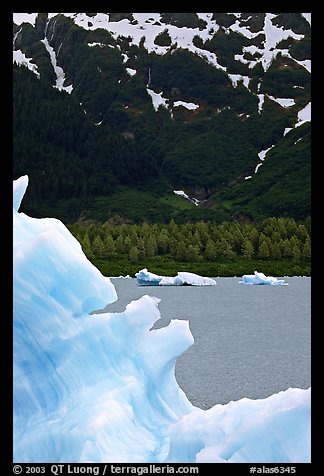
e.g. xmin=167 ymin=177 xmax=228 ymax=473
xmin=135 ymin=268 xmax=217 ymax=286
xmin=240 ymin=271 xmax=288 ymax=285
xmin=13 ymin=177 xmax=310 ymax=463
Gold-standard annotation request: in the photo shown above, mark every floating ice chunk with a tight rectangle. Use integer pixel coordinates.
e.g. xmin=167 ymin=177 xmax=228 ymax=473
xmin=240 ymin=271 xmax=288 ymax=285
xmin=135 ymin=268 xmax=162 ymax=285
xmin=135 ymin=268 xmax=216 ymax=286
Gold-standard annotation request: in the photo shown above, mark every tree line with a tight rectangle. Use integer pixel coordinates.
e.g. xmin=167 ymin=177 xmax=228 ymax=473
xmin=68 ymin=216 xmax=311 ymax=265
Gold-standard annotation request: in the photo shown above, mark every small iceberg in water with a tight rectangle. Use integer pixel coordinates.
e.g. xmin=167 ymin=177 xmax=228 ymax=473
xmin=135 ymin=268 xmax=217 ymax=286
xmin=240 ymin=271 xmax=288 ymax=285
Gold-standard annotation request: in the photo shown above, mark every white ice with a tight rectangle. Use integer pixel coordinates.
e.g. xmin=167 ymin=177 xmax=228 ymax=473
xmin=240 ymin=271 xmax=288 ymax=286
xmin=135 ymin=268 xmax=216 ymax=286
xmin=13 ymin=180 xmax=310 ymax=461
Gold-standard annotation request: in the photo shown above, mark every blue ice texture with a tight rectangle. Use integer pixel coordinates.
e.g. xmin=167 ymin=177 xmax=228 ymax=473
xmin=13 ymin=177 xmax=310 ymax=463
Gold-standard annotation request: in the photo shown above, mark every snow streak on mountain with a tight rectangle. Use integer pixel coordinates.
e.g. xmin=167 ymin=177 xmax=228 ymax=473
xmin=13 ymin=13 xmax=311 ymax=223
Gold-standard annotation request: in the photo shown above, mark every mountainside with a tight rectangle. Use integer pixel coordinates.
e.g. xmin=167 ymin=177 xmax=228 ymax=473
xmin=13 ymin=13 xmax=311 ymax=223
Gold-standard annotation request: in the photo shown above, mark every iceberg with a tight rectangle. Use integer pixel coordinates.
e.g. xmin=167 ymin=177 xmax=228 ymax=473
xmin=13 ymin=176 xmax=310 ymax=463
xmin=135 ymin=268 xmax=217 ymax=286
xmin=240 ymin=271 xmax=288 ymax=285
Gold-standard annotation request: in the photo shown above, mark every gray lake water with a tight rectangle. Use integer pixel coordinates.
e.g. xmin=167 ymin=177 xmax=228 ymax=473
xmin=97 ymin=277 xmax=311 ymax=409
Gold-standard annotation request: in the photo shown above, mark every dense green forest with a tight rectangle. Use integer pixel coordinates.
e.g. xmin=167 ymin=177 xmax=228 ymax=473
xmin=13 ymin=61 xmax=310 ymax=224
xmin=68 ymin=216 xmax=311 ymax=277
xmin=13 ymin=11 xmax=311 ymax=224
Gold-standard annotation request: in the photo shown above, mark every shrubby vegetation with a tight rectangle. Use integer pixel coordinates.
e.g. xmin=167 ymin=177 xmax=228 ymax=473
xmin=160 ymin=13 xmax=206 ymax=30
xmin=154 ymin=30 xmax=172 ymax=46
xmin=202 ymin=29 xmax=250 ymax=74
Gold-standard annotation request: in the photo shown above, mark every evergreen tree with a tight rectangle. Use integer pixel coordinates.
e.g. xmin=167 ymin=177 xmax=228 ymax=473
xmin=81 ymin=233 xmax=94 ymax=259
xmin=204 ymin=239 xmax=218 ymax=261
xmin=129 ymin=246 xmax=139 ymax=262
xmin=223 ymin=242 xmax=236 ymax=260
xmin=146 ymin=235 xmax=157 ymax=258
xmin=92 ymin=235 xmax=105 ymax=257
xmin=296 ymin=224 xmax=308 ymax=241
xmin=280 ymin=239 xmax=293 ymax=259
xmin=104 ymin=234 xmax=116 ymax=257
xmin=186 ymin=244 xmax=200 ymax=262
xmin=175 ymin=240 xmax=187 ymax=261
xmin=270 ymin=241 xmax=282 ymax=260
xmin=115 ymin=235 xmax=125 ymax=254
xmin=302 ymin=238 xmax=311 ymax=260
xmin=290 ymin=241 xmax=301 ymax=262
xmin=157 ymin=229 xmax=170 ymax=254
xmin=138 ymin=238 xmax=146 ymax=260
xmin=123 ymin=235 xmax=133 ymax=253
xmin=241 ymin=238 xmax=254 ymax=259
xmin=258 ymin=240 xmax=270 ymax=259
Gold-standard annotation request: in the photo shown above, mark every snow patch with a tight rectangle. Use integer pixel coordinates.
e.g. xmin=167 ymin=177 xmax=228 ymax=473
xmin=13 ymin=13 xmax=38 ymax=26
xmin=228 ymin=74 xmax=250 ymax=89
xmin=257 ymin=94 xmax=265 ymax=113
xmin=173 ymin=101 xmax=199 ymax=110
xmin=146 ymin=88 xmax=169 ymax=111
xmin=285 ymin=102 xmax=311 ymax=136
xmin=301 ymin=13 xmax=311 ymax=26
xmin=87 ymin=42 xmax=107 ymax=48
xmin=174 ymin=190 xmax=199 ymax=206
xmin=268 ymin=96 xmax=295 ymax=108
xmin=126 ymin=67 xmax=137 ymax=76
xmin=262 ymin=13 xmax=304 ymax=72
xmin=296 ymin=102 xmax=311 ymax=128
xmin=258 ymin=146 xmax=274 ymax=161
xmin=42 ymin=24 xmax=73 ymax=94
xmin=13 ymin=50 xmax=40 ymax=78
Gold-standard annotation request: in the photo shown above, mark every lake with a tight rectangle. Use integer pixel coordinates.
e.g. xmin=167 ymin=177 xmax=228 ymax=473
xmin=96 ymin=277 xmax=311 ymax=409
